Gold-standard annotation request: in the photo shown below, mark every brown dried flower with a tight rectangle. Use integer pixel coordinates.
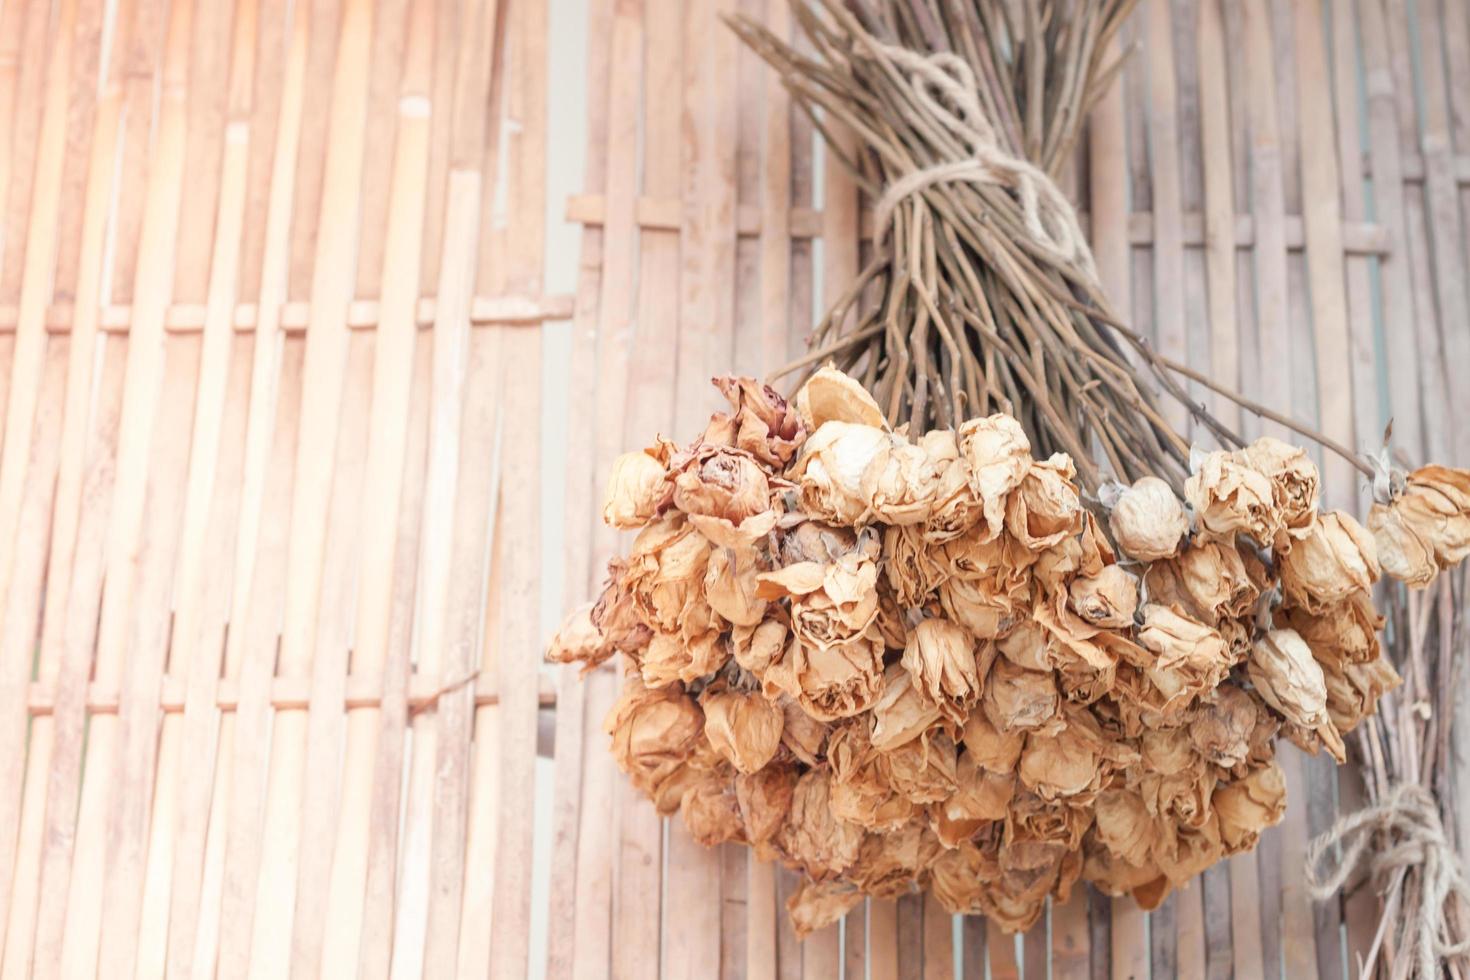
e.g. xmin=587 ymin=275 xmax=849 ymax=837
xmin=1213 ymin=760 xmax=1287 ymax=852
xmin=1069 ymin=565 xmax=1139 ymax=629
xmin=1276 ymin=511 xmax=1379 ymax=614
xmin=603 ymin=442 xmax=673 ymax=529
xmin=1247 ymin=629 xmax=1345 ymax=762
xmin=1241 ymin=436 xmax=1321 ymax=543
xmin=900 ymin=618 xmax=982 ymax=727
xmin=605 ymin=676 xmax=704 ymax=811
xmin=701 ymin=688 xmax=784 ymax=774
xmin=1368 ymin=464 xmax=1470 ymax=587
xmin=1186 ymin=449 xmax=1283 ymax=545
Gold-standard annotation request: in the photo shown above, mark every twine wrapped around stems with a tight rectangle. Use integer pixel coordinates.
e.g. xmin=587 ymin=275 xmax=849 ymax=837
xmin=1306 ymin=782 xmax=1470 ymax=979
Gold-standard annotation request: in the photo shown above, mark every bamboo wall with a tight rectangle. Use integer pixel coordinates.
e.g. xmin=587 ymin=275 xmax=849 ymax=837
xmin=0 ymin=0 xmax=1466 ymax=977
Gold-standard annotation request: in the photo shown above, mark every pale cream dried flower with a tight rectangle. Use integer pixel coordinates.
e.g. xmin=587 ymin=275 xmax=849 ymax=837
xmin=1248 ymin=629 xmax=1344 ymax=762
xmin=700 ymin=688 xmax=784 ymax=774
xmin=1186 ymin=449 xmax=1283 ymax=544
xmin=1276 ymin=511 xmax=1379 ymax=614
xmin=900 ymin=618 xmax=981 ymax=727
xmin=1005 ymin=454 xmax=1085 ymax=552
xmin=958 ymin=414 xmax=1033 ymax=539
xmin=794 ymin=364 xmax=886 ymax=432
xmin=1240 ymin=436 xmax=1321 ymax=543
xmin=1368 ymin=465 xmax=1470 ymax=587
xmin=1107 ymin=476 xmax=1188 ymax=561
xmin=1213 ymin=760 xmax=1287 ymax=852
xmin=603 ymin=443 xmax=674 ymax=529
xmin=1069 ymin=565 xmax=1139 ymax=629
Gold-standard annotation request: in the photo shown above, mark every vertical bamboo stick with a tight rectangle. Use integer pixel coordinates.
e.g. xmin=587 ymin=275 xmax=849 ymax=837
xmin=1197 ymin=0 xmax=1240 ymax=434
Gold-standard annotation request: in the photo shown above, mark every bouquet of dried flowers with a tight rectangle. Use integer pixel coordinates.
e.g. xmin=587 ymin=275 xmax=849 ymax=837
xmin=551 ymin=366 xmax=1467 ymax=937
xmin=549 ymin=0 xmax=1470 ymax=967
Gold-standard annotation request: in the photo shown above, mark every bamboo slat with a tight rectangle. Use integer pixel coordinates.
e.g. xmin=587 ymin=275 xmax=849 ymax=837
xmin=0 ymin=0 xmax=1463 ymax=976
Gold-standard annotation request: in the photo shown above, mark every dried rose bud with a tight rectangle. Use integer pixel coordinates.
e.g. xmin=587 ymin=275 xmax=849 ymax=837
xmin=863 ymin=431 xmax=949 ymax=526
xmin=827 ymin=721 xmax=916 ymax=831
xmin=789 ymin=421 xmax=892 ymax=525
xmin=1213 ymin=760 xmax=1286 ymax=852
xmin=884 ymin=524 xmax=949 ymax=608
xmin=1069 ymin=565 xmax=1138 ymax=629
xmin=680 ymin=777 xmax=745 ymax=846
xmin=881 ymin=729 xmax=960 ymax=805
xmin=700 ymin=688 xmax=784 ymax=774
xmin=1018 ymin=709 xmax=1112 ymax=801
xmin=932 ymin=753 xmax=1014 ymax=846
xmin=1321 ymin=654 xmax=1401 ymax=734
xmin=981 ymin=657 xmax=1060 ymax=734
xmin=786 ymin=879 xmax=864 ymax=939
xmin=1092 ymin=787 xmax=1155 ymax=866
xmin=1143 ymin=540 xmax=1260 ymax=625
xmin=958 ymin=414 xmax=1033 ymax=539
xmin=590 ymin=559 xmax=653 ymax=655
xmin=735 ymin=764 xmax=796 ymax=846
xmin=1368 ymin=464 xmax=1470 ymax=587
xmin=756 ymin=551 xmax=881 ymax=653
xmin=1247 ymin=629 xmax=1344 ymax=762
xmin=1277 ymin=511 xmax=1379 ymax=614
xmin=672 ymin=445 xmax=779 ymax=550
xmin=960 ymin=708 xmax=1026 ymax=773
xmin=1135 ymin=605 xmax=1233 ymax=716
xmin=900 ymin=618 xmax=982 ymax=727
xmin=730 ymin=619 xmax=787 ymax=678
xmin=793 ymin=364 xmax=886 ymax=432
xmin=1240 ymin=437 xmax=1321 ymax=543
xmin=1188 ymin=685 xmax=1259 ymax=770
xmin=1186 ymin=449 xmax=1283 ymax=545
xmin=929 ymin=838 xmax=1002 ymax=915
xmin=761 ymin=633 xmax=885 ymax=722
xmin=847 ymin=821 xmax=944 ymax=898
xmin=1151 ymin=817 xmax=1224 ymax=885
xmin=1277 ymin=590 xmax=1383 ymax=668
xmin=1005 ymin=454 xmax=1085 ymax=552
xmin=775 ymin=770 xmax=864 ymax=880
xmin=604 ymin=676 xmax=704 ymax=804
xmin=777 ymin=697 xmax=828 ymax=765
xmin=869 ymin=663 xmax=944 ymax=751
xmin=1107 ymin=476 xmax=1188 ymax=561
xmin=603 ymin=445 xmax=672 ymax=529
xmin=544 ymin=602 xmax=613 ymax=673
xmin=922 ymin=430 xmax=985 ymax=543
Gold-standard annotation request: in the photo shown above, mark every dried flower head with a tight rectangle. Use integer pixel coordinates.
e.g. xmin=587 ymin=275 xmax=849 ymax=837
xmin=1368 ymin=464 xmax=1470 ymax=587
xmin=1107 ymin=476 xmax=1188 ymax=561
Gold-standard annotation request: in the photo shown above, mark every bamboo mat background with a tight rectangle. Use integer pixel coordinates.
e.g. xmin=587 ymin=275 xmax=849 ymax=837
xmin=0 ymin=0 xmax=1467 ymax=976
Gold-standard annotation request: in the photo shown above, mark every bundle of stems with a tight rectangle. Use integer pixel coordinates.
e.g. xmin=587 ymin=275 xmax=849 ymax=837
xmin=730 ymin=0 xmax=1368 ymax=494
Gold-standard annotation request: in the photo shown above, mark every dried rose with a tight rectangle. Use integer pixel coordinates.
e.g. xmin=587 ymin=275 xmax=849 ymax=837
xmin=881 ymin=729 xmax=960 ymax=805
xmin=777 ymin=697 xmax=828 ymax=765
xmin=1248 ymin=629 xmax=1344 ymax=762
xmin=1151 ymin=816 xmax=1224 ymax=885
xmin=700 ymin=688 xmax=784 ymax=774
xmin=711 ymin=375 xmax=806 ymax=468
xmin=1241 ymin=437 xmax=1320 ymax=542
xmin=1069 ymin=565 xmax=1138 ymax=629
xmin=786 ymin=879 xmax=864 ymax=939
xmin=789 ymin=421 xmax=891 ymax=524
xmin=736 ymin=764 xmax=796 ymax=846
xmin=932 ymin=753 xmax=1015 ymax=846
xmin=680 ymin=777 xmax=745 ymax=846
xmin=703 ymin=546 xmax=766 ymax=626
xmin=1277 ymin=591 xmax=1383 ymax=667
xmin=1213 ymin=760 xmax=1286 ymax=852
xmin=827 ymin=721 xmax=916 ymax=831
xmin=602 ymin=442 xmax=673 ymax=528
xmin=1005 ymin=454 xmax=1085 ymax=552
xmin=1135 ymin=605 xmax=1234 ymax=715
xmin=1018 ymin=708 xmax=1114 ymax=801
xmin=545 ymin=602 xmax=613 ymax=672
xmin=981 ymin=656 xmax=1061 ymax=735
xmin=1321 ymin=655 xmax=1401 ymax=734
xmin=848 ymin=821 xmax=944 ymax=898
xmin=1188 ymin=685 xmax=1260 ymax=770
xmin=1186 ymin=449 xmax=1283 ymax=545
xmin=1368 ymin=465 xmax=1470 ymax=587
xmin=900 ymin=618 xmax=982 ymax=727
xmin=937 ymin=531 xmax=1032 ymax=639
xmin=923 ymin=431 xmax=985 ymax=543
xmin=1277 ymin=511 xmax=1379 ymax=614
xmin=776 ymin=770 xmax=864 ymax=880
xmin=672 ymin=445 xmax=779 ymax=550
xmin=960 ymin=706 xmax=1025 ymax=773
xmin=730 ymin=620 xmax=785 ymax=680
xmin=929 ymin=837 xmax=1003 ymax=915
xmin=793 ymin=364 xmax=886 ymax=431
xmin=1143 ymin=541 xmax=1260 ymax=625
xmin=590 ymin=560 xmax=653 ymax=656
xmin=625 ymin=515 xmax=714 ymax=634
xmin=761 ymin=633 xmax=884 ymax=722
xmin=1092 ymin=788 xmax=1155 ymax=866
xmin=870 ymin=663 xmax=944 ymax=751
xmin=637 ymin=625 xmax=727 ymax=689
xmin=605 ymin=676 xmax=704 ymax=807
xmin=1107 ymin=476 xmax=1189 ymax=561
xmin=958 ymin=414 xmax=1033 ymax=539
xmin=884 ymin=524 xmax=949 ymax=608
xmin=863 ymin=430 xmax=949 ymax=525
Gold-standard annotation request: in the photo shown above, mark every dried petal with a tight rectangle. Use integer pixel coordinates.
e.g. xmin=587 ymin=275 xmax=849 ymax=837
xmin=603 ymin=444 xmax=673 ymax=528
xmin=958 ymin=414 xmax=1033 ymax=539
xmin=701 ymin=689 xmax=784 ymax=774
xmin=1247 ymin=629 xmax=1344 ymax=762
xmin=794 ymin=365 xmax=886 ymax=431
xmin=786 ymin=879 xmax=865 ymax=939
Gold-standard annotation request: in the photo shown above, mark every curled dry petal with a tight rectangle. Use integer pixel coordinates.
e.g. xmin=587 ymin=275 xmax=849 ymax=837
xmin=1277 ymin=591 xmax=1383 ymax=667
xmin=881 ymin=729 xmax=960 ymax=805
xmin=703 ymin=546 xmax=767 ymax=626
xmin=1188 ymin=685 xmax=1260 ymax=770
xmin=603 ymin=444 xmax=672 ymax=529
xmin=847 ymin=821 xmax=944 ymax=897
xmin=827 ymin=721 xmax=916 ymax=831
xmin=1276 ymin=511 xmax=1379 ymax=614
xmin=884 ymin=524 xmax=949 ymax=607
xmin=1321 ymin=655 xmax=1401 ymax=734
xmin=672 ymin=445 xmax=779 ymax=550
xmin=701 ymin=689 xmax=784 ymax=774
xmin=1135 ymin=605 xmax=1234 ymax=716
xmin=870 ymin=663 xmax=944 ymax=751
xmin=961 ymin=709 xmax=1026 ymax=773
xmin=982 ymin=657 xmax=1060 ymax=734
xmin=794 ymin=364 xmax=886 ymax=432
xmin=1186 ymin=449 xmax=1283 ymax=545
xmin=1069 ymin=565 xmax=1138 ymax=629
xmin=1108 ymin=476 xmax=1188 ymax=561
xmin=1248 ymin=629 xmax=1344 ymax=762
xmin=731 ymin=618 xmax=787 ymax=677
xmin=777 ymin=697 xmax=829 ymax=765
xmin=932 ymin=754 xmax=1015 ymax=846
xmin=736 ymin=765 xmax=797 ymax=846
xmin=680 ymin=777 xmax=745 ymax=846
xmin=1368 ymin=464 xmax=1470 ymax=587
xmin=900 ymin=618 xmax=982 ymax=727
xmin=1143 ymin=541 xmax=1260 ymax=626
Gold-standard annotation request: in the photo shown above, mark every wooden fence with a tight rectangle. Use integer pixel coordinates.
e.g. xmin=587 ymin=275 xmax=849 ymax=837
xmin=0 ymin=0 xmax=1467 ymax=976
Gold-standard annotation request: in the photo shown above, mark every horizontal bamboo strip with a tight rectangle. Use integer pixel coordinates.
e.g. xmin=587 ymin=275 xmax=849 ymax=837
xmin=0 ymin=293 xmax=574 ymax=334
xmin=563 ymin=192 xmax=1390 ymax=253
xmin=24 ymin=669 xmax=562 ymax=715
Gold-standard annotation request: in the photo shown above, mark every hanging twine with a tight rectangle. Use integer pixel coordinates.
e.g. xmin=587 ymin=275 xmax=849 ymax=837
xmin=1305 ymin=782 xmax=1470 ymax=978
xmin=869 ymin=43 xmax=1097 ymax=280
